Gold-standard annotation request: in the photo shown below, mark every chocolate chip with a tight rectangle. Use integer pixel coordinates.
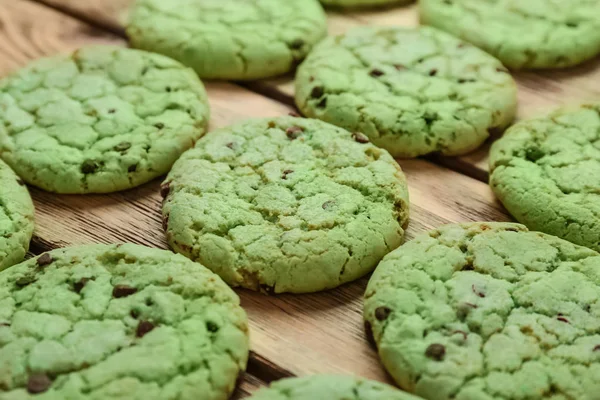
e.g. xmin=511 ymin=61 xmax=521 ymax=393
xmin=290 ymin=39 xmax=304 ymax=49
xmin=165 ymin=86 xmax=172 ymax=92
xmin=394 ymin=64 xmax=406 ymax=71
xmin=73 ymin=278 xmax=89 ymax=294
xmin=594 ymin=345 xmax=600 ymax=351
xmin=375 ymin=306 xmax=392 ymax=321
xmin=16 ymin=178 xmax=24 ymax=186
xmin=27 ymin=373 xmax=52 ymax=394
xmin=113 ymin=142 xmax=131 ymax=152
xmin=154 ymin=123 xmax=165 ymax=129
xmin=429 ymin=69 xmax=438 ymax=76
xmin=458 ymin=78 xmax=476 ymax=84
xmin=286 ymin=126 xmax=303 ymax=140
xmin=160 ymin=182 xmax=170 ymax=198
xmin=370 ymin=69 xmax=384 ymax=77
xmin=425 ymin=343 xmax=446 ymax=361
xmin=128 ymin=164 xmax=138 ymax=173
xmin=322 ymin=200 xmax=335 ymax=210
xmin=288 ymin=111 xmax=300 ymax=117
xmin=472 ymin=284 xmax=485 ymax=298
xmin=557 ymin=316 xmax=569 ymax=323
xmin=226 ymin=142 xmax=236 ymax=149
xmin=311 ymin=86 xmax=324 ymax=98
xmin=352 ymin=132 xmax=370 ymax=143
xmin=136 ymin=320 xmax=155 ymax=337
xmin=37 ymin=253 xmax=53 ymax=267
xmin=0 ymin=322 xmax=10 ymax=327
xmin=81 ymin=160 xmax=101 ymax=174
xmin=130 ymin=309 xmax=139 ymax=319
xmin=281 ymin=169 xmax=294 ymax=180
xmin=112 ymin=285 xmax=137 ymax=298
xmin=364 ymin=320 xmax=376 ymax=348
xmin=108 ymin=108 xmax=116 ymax=114
xmin=206 ymin=321 xmax=220 ymax=332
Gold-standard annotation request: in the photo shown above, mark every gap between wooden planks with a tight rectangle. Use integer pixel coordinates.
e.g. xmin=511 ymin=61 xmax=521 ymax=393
xmin=31 ymin=0 xmax=600 ymax=183
xmin=3 ymin=0 xmax=512 ymax=396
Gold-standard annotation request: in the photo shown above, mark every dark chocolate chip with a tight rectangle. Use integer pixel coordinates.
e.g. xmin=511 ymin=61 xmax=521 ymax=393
xmin=375 ymin=306 xmax=392 ymax=321
xmin=136 ymin=320 xmax=155 ymax=337
xmin=352 ymin=132 xmax=370 ymax=143
xmin=160 ymin=182 xmax=170 ymax=198
xmin=73 ymin=278 xmax=89 ymax=294
xmin=322 ymin=200 xmax=335 ymax=210
xmin=37 ymin=253 xmax=53 ymax=267
xmin=112 ymin=285 xmax=138 ymax=298
xmin=27 ymin=373 xmax=52 ymax=394
xmin=128 ymin=164 xmax=138 ymax=173
xmin=594 ymin=345 xmax=600 ymax=351
xmin=290 ymin=39 xmax=304 ymax=49
xmin=206 ymin=321 xmax=220 ymax=332
xmin=472 ymin=284 xmax=485 ymax=298
xmin=154 ymin=123 xmax=165 ymax=129
xmin=425 ymin=343 xmax=446 ymax=361
xmin=108 ymin=108 xmax=116 ymax=114
xmin=81 ymin=160 xmax=101 ymax=174
xmin=370 ymin=69 xmax=384 ymax=77
xmin=311 ymin=86 xmax=324 ymax=99
xmin=113 ymin=142 xmax=131 ymax=152
xmin=281 ymin=169 xmax=294 ymax=180
xmin=288 ymin=111 xmax=300 ymax=117
xmin=429 ymin=69 xmax=438 ymax=76
xmin=286 ymin=126 xmax=304 ymax=140
xmin=557 ymin=316 xmax=569 ymax=323
xmin=16 ymin=178 xmax=25 ymax=186
xmin=130 ymin=309 xmax=139 ymax=319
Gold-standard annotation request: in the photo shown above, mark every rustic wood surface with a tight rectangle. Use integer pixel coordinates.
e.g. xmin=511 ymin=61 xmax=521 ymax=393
xmin=2 ymin=0 xmax=599 ymax=397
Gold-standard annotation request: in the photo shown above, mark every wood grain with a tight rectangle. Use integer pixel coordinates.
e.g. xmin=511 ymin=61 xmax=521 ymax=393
xmin=2 ymin=0 xmax=519 ymax=395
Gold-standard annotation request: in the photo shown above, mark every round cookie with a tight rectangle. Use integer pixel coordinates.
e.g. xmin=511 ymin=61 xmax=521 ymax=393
xmin=0 ymin=243 xmax=249 ymax=399
xmin=295 ymin=26 xmax=517 ymax=158
xmin=320 ymin=0 xmax=413 ymax=8
xmin=490 ymin=104 xmax=600 ymax=251
xmin=0 ymin=159 xmax=34 ymax=271
xmin=127 ymin=0 xmax=328 ymax=80
xmin=0 ymin=46 xmax=209 ymax=194
xmin=162 ymin=116 xmax=410 ymax=294
xmin=248 ymin=375 xmax=421 ymax=399
xmin=420 ymin=0 xmax=600 ymax=69
xmin=364 ymin=222 xmax=600 ymax=400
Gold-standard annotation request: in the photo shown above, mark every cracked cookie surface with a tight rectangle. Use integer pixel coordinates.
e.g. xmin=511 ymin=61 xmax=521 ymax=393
xmin=490 ymin=104 xmax=600 ymax=252
xmin=420 ymin=0 xmax=600 ymax=69
xmin=248 ymin=375 xmax=422 ymax=399
xmin=295 ymin=26 xmax=517 ymax=158
xmin=0 ymin=46 xmax=209 ymax=194
xmin=127 ymin=0 xmax=327 ymax=80
xmin=0 ymin=243 xmax=249 ymax=400
xmin=320 ymin=0 xmax=414 ymax=8
xmin=0 ymin=159 xmax=34 ymax=271
xmin=162 ymin=116 xmax=409 ymax=294
xmin=364 ymin=222 xmax=600 ymax=400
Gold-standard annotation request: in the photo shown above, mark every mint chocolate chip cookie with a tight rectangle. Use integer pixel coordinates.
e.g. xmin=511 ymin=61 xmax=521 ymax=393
xmin=248 ymin=375 xmax=422 ymax=399
xmin=162 ymin=116 xmax=410 ymax=294
xmin=0 ymin=159 xmax=34 ymax=271
xmin=365 ymin=222 xmax=600 ymax=399
xmin=0 ymin=244 xmax=249 ymax=399
xmin=295 ymin=26 xmax=517 ymax=158
xmin=0 ymin=46 xmax=209 ymax=194
xmin=490 ymin=104 xmax=600 ymax=251
xmin=420 ymin=0 xmax=600 ymax=69
xmin=320 ymin=0 xmax=414 ymax=8
xmin=127 ymin=0 xmax=327 ymax=80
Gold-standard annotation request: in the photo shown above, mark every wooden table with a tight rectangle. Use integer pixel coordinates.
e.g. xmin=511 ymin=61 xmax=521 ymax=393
xmin=2 ymin=0 xmax=599 ymax=398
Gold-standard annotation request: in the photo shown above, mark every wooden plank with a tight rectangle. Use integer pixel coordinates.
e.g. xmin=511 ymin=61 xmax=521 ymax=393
xmin=6 ymin=0 xmax=511 ymax=389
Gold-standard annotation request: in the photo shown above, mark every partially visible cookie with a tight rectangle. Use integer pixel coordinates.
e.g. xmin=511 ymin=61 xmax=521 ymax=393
xmin=365 ymin=222 xmax=600 ymax=400
xmin=420 ymin=0 xmax=600 ymax=69
xmin=320 ymin=0 xmax=414 ymax=8
xmin=0 ymin=243 xmax=249 ymax=399
xmin=0 ymin=46 xmax=209 ymax=194
xmin=490 ymin=104 xmax=600 ymax=251
xmin=127 ymin=0 xmax=327 ymax=80
xmin=248 ymin=375 xmax=421 ymax=399
xmin=0 ymin=159 xmax=34 ymax=271
xmin=295 ymin=26 xmax=517 ymax=158
xmin=162 ymin=116 xmax=410 ymax=294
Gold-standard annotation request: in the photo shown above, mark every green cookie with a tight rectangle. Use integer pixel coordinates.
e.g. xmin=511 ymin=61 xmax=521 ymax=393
xmin=320 ymin=0 xmax=414 ymax=8
xmin=490 ymin=104 xmax=600 ymax=251
xmin=127 ymin=0 xmax=327 ymax=80
xmin=295 ymin=26 xmax=517 ymax=158
xmin=0 ymin=46 xmax=209 ymax=194
xmin=365 ymin=222 xmax=600 ymax=400
xmin=0 ymin=159 xmax=34 ymax=271
xmin=248 ymin=375 xmax=422 ymax=399
xmin=0 ymin=243 xmax=249 ymax=399
xmin=162 ymin=116 xmax=410 ymax=294
xmin=420 ymin=0 xmax=600 ymax=69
